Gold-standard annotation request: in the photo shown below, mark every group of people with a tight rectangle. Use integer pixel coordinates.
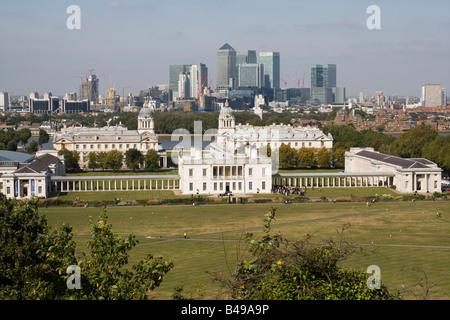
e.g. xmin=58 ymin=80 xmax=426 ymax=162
xmin=271 ymin=185 xmax=307 ymax=196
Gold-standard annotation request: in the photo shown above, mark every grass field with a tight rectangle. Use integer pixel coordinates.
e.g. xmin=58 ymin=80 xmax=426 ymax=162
xmin=40 ymin=197 xmax=450 ymax=300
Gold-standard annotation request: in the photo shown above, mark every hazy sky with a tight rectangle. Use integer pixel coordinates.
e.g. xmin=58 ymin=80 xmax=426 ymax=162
xmin=1 ymin=0 xmax=449 ymax=98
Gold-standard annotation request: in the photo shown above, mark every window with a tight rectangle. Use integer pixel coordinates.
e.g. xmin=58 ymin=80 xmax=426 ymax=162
xmin=262 ymin=181 xmax=266 ymax=190
xmin=189 ymin=183 xmax=193 ymax=191
xmin=105 ymin=144 xmax=108 ymax=149
xmin=233 ymin=182 xmax=236 ymax=190
xmin=203 ymin=182 xmax=207 ymax=191
xmin=249 ymin=182 xmax=252 ymax=190
xmin=203 ymin=169 xmax=207 ymax=177
xmin=309 ymin=142 xmax=311 ymax=146
xmin=262 ymin=168 xmax=266 ymax=176
xmin=76 ymin=145 xmax=79 ymax=149
xmin=238 ymin=182 xmax=242 ymax=190
xmin=90 ymin=145 xmax=94 ymax=149
xmin=214 ymin=183 xmax=217 ymax=191
xmin=220 ymin=182 xmax=223 ymax=190
xmin=38 ymin=186 xmax=42 ymax=194
xmin=189 ymin=169 xmax=193 ymax=177
xmin=7 ymin=187 xmax=10 ymax=194
xmin=249 ymin=168 xmax=253 ymax=176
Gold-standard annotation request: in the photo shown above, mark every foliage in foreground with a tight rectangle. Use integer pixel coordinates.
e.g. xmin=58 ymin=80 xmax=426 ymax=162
xmin=213 ymin=207 xmax=402 ymax=300
xmin=0 ymin=195 xmax=173 ymax=300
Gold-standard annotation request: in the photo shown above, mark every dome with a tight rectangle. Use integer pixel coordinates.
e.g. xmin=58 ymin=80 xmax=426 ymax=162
xmin=138 ymin=106 xmax=153 ymax=118
xmin=219 ymin=105 xmax=234 ymax=118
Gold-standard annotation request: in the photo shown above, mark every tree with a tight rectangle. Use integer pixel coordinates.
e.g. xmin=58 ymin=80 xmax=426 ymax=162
xmin=59 ymin=149 xmax=80 ymax=171
xmin=316 ymin=147 xmax=332 ymax=168
xmin=212 ymin=207 xmax=401 ymax=300
xmin=38 ymin=128 xmax=50 ymax=147
xmin=26 ymin=141 xmax=38 ymax=154
xmin=394 ymin=125 xmax=438 ymax=158
xmin=125 ymin=148 xmax=143 ymax=171
xmin=96 ymin=152 xmax=108 ymax=171
xmin=278 ymin=144 xmax=298 ymax=169
xmin=297 ymin=147 xmax=316 ymax=168
xmin=87 ymin=152 xmax=99 ymax=171
xmin=144 ymin=149 xmax=160 ymax=171
xmin=104 ymin=150 xmax=123 ymax=172
xmin=17 ymin=128 xmax=31 ymax=146
xmin=0 ymin=196 xmax=173 ymax=300
xmin=6 ymin=140 xmax=17 ymax=151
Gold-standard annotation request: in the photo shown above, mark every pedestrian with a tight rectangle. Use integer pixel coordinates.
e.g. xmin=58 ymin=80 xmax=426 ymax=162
xmin=184 ymin=232 xmax=187 ymax=239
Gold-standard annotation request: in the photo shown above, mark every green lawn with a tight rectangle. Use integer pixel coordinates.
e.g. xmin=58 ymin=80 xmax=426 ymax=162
xmin=40 ymin=200 xmax=450 ymax=300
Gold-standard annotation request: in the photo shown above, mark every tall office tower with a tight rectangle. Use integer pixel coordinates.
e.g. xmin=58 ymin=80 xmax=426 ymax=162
xmin=178 ymin=72 xmax=191 ymax=99
xmin=170 ymin=63 xmax=208 ymax=99
xmin=0 ymin=92 xmax=10 ymax=111
xmin=238 ymin=63 xmax=263 ymax=88
xmin=29 ymin=92 xmax=39 ymax=100
xmin=421 ymin=84 xmax=442 ymax=108
xmin=259 ymin=52 xmax=280 ymax=89
xmin=170 ymin=65 xmax=187 ymax=97
xmin=310 ymin=64 xmax=341 ymax=105
xmin=190 ymin=63 xmax=208 ymax=98
xmin=359 ymin=92 xmax=364 ymax=103
xmin=442 ymin=88 xmax=447 ymax=106
xmin=236 ymin=50 xmax=257 ymax=79
xmin=217 ymin=43 xmax=237 ymax=89
xmin=311 ymin=64 xmax=336 ymax=88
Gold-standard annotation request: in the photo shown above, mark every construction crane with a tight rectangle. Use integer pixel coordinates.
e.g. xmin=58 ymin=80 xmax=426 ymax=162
xmin=118 ymin=86 xmax=131 ymax=109
xmin=281 ymin=77 xmax=287 ymax=89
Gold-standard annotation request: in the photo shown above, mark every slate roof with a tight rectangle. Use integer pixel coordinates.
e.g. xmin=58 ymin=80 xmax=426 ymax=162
xmin=0 ymin=151 xmax=35 ymax=164
xmin=356 ymin=150 xmax=434 ymax=169
xmin=14 ymin=153 xmax=58 ymax=174
xmin=219 ymin=43 xmax=234 ymax=51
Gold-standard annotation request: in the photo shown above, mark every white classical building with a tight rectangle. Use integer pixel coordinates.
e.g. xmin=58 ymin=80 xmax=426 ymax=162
xmin=345 ymin=147 xmax=442 ymax=194
xmin=214 ymin=102 xmax=333 ymax=155
xmin=53 ymin=105 xmax=167 ymax=168
xmin=0 ymin=150 xmax=66 ymax=199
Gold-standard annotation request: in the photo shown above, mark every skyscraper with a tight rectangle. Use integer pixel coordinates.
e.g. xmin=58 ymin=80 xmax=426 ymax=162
xmin=170 ymin=63 xmax=208 ymax=99
xmin=310 ymin=64 xmax=343 ymax=105
xmin=238 ymin=63 xmax=263 ymax=88
xmin=217 ymin=43 xmax=237 ymax=89
xmin=311 ymin=64 xmax=336 ymax=88
xmin=259 ymin=52 xmax=280 ymax=89
xmin=0 ymin=92 xmax=10 ymax=111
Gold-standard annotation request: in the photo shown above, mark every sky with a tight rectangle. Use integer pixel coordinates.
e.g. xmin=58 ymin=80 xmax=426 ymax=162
xmin=0 ymin=0 xmax=449 ymax=98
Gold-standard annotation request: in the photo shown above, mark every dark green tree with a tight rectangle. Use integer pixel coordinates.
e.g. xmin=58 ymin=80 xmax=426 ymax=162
xmin=144 ymin=149 xmax=160 ymax=171
xmin=278 ymin=144 xmax=298 ymax=169
xmin=125 ymin=148 xmax=143 ymax=171
xmin=58 ymin=149 xmax=80 ymax=171
xmin=104 ymin=150 xmax=123 ymax=172
xmin=38 ymin=129 xmax=50 ymax=147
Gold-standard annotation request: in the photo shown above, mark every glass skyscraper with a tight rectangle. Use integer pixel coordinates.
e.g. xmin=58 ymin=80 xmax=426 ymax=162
xmin=216 ymin=43 xmax=237 ymax=89
xmin=259 ymin=52 xmax=280 ymax=89
xmin=311 ymin=64 xmax=336 ymax=88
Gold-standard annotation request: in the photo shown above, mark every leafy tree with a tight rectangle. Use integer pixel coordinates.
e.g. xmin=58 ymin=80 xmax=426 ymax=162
xmin=213 ymin=207 xmax=401 ymax=300
xmin=26 ymin=141 xmax=38 ymax=154
xmin=125 ymin=148 xmax=143 ymax=171
xmin=144 ymin=149 xmax=160 ymax=171
xmin=316 ymin=147 xmax=332 ymax=168
xmin=104 ymin=150 xmax=123 ymax=172
xmin=17 ymin=128 xmax=32 ymax=146
xmin=38 ymin=128 xmax=50 ymax=147
xmin=278 ymin=144 xmax=298 ymax=169
xmin=394 ymin=125 xmax=438 ymax=158
xmin=6 ymin=140 xmax=17 ymax=151
xmin=59 ymin=149 xmax=80 ymax=171
xmin=297 ymin=147 xmax=316 ymax=168
xmin=87 ymin=152 xmax=99 ymax=171
xmin=0 ymin=196 xmax=173 ymax=300
xmin=331 ymin=146 xmax=346 ymax=168
xmin=0 ymin=195 xmax=76 ymax=299
xmin=96 ymin=152 xmax=108 ymax=171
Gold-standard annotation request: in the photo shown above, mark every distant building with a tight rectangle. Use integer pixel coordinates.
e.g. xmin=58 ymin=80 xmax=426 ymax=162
xmin=259 ymin=52 xmax=280 ymax=89
xmin=422 ymin=84 xmax=443 ymax=108
xmin=217 ymin=43 xmax=237 ymax=89
xmin=238 ymin=63 xmax=263 ymax=88
xmin=0 ymin=92 xmax=10 ymax=111
xmin=310 ymin=64 xmax=344 ymax=105
xmin=61 ymin=99 xmax=90 ymax=113
xmin=170 ymin=63 xmax=208 ymax=99
xmin=345 ymin=147 xmax=442 ymax=194
xmin=29 ymin=94 xmax=60 ymax=113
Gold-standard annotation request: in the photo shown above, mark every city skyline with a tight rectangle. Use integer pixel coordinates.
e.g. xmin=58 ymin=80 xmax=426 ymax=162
xmin=1 ymin=0 xmax=449 ymax=98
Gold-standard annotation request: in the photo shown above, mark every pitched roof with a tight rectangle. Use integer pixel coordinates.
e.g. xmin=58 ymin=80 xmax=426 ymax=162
xmin=14 ymin=153 xmax=58 ymax=174
xmin=0 ymin=150 xmax=34 ymax=163
xmin=356 ymin=150 xmax=433 ymax=169
xmin=219 ymin=43 xmax=234 ymax=51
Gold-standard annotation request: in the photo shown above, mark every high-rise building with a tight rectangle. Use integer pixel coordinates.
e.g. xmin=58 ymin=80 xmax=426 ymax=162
xmin=311 ymin=64 xmax=336 ymax=88
xmin=259 ymin=52 xmax=280 ymax=89
xmin=310 ymin=64 xmax=344 ymax=105
xmin=170 ymin=63 xmax=208 ymax=100
xmin=0 ymin=92 xmax=10 ymax=111
xmin=29 ymin=94 xmax=60 ymax=114
xmin=421 ymin=84 xmax=442 ymax=108
xmin=238 ymin=63 xmax=263 ymax=88
xmin=442 ymin=88 xmax=447 ymax=106
xmin=217 ymin=43 xmax=237 ymax=89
